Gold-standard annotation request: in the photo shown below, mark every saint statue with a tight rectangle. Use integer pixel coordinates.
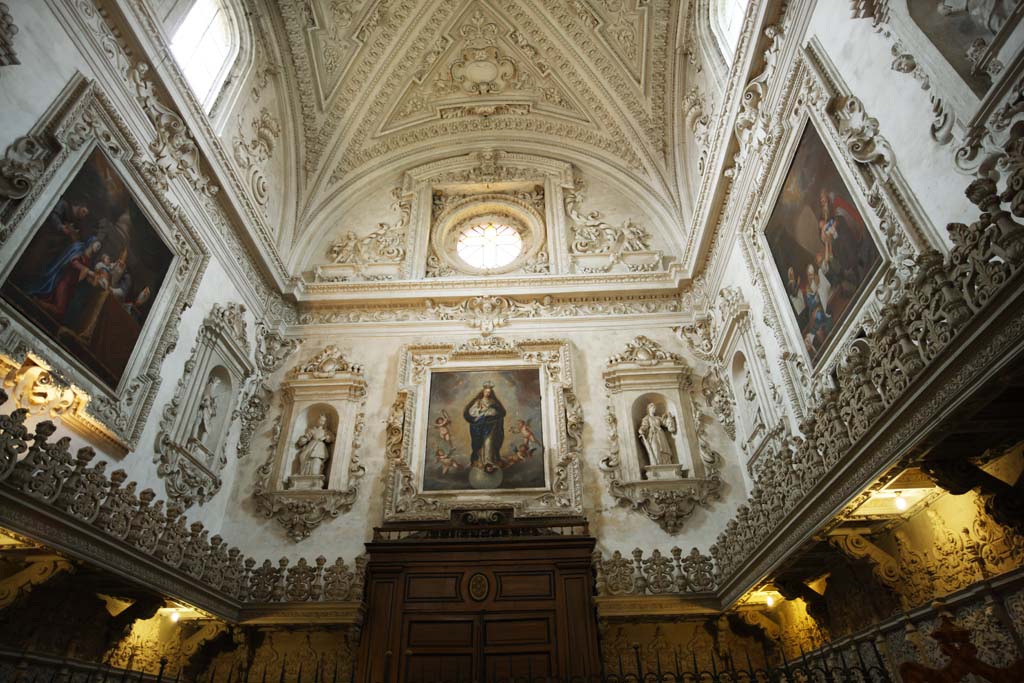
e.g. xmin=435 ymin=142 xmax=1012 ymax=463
xmin=295 ymin=414 xmax=334 ymax=477
xmin=189 ymin=376 xmax=220 ymax=447
xmin=638 ymin=402 xmax=676 ymax=466
xmin=463 ymin=382 xmax=506 ymax=470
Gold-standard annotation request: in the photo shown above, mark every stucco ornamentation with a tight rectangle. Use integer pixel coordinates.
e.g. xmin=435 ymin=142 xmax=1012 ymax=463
xmin=0 ymin=76 xmax=208 ymax=451
xmin=383 ymin=336 xmax=582 ymax=522
xmin=602 ymin=336 xmax=721 ymax=533
xmin=254 ymin=346 xmax=367 ymax=542
xmin=155 ymin=304 xmax=255 ymax=508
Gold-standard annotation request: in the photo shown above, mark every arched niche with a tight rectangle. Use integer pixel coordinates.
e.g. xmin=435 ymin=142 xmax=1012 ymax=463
xmin=285 ymin=403 xmax=340 ymax=491
xmin=191 ymin=365 xmax=233 ymax=460
xmin=601 ymin=336 xmax=723 ymax=533
xmin=731 ymin=350 xmax=767 ymax=468
xmin=155 ymin=303 xmax=254 ymax=508
xmin=630 ymin=391 xmax=687 ymax=478
xmin=254 ymin=345 xmax=368 ymax=542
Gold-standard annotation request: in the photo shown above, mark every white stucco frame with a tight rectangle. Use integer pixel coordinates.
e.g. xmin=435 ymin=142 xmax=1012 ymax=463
xmin=383 ymin=336 xmax=583 ymax=522
xmin=0 ymin=74 xmax=208 ymax=451
xmin=736 ymin=40 xmax=942 ymax=402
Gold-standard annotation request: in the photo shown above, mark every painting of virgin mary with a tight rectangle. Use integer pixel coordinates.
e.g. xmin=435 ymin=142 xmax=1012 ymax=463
xmin=423 ymin=368 xmax=546 ymax=491
xmin=1 ymin=149 xmax=174 ymax=389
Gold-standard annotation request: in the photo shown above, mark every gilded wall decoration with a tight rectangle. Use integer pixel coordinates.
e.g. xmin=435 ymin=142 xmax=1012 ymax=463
xmin=0 ymin=389 xmax=367 ymax=615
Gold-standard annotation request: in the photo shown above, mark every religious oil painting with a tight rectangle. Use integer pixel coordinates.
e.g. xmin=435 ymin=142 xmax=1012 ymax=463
xmin=1 ymin=149 xmax=174 ymax=389
xmin=763 ymin=124 xmax=882 ymax=364
xmin=423 ymin=368 xmax=546 ymax=492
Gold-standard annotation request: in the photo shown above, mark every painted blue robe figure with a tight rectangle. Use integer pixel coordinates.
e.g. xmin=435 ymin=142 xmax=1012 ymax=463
xmin=23 ymin=236 xmax=103 ymax=320
xmin=463 ymin=383 xmax=506 ymax=471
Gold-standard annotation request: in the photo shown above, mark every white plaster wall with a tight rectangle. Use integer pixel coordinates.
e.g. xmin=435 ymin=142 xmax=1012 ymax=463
xmin=217 ymin=320 xmax=750 ymax=562
xmin=0 ymin=1 xmax=91 ymax=155
xmin=805 ymin=1 xmax=976 ymax=235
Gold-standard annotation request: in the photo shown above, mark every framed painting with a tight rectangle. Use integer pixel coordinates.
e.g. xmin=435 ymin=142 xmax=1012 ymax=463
xmin=761 ymin=122 xmax=882 ymax=364
xmin=423 ymin=367 xmax=546 ymax=492
xmin=0 ymin=76 xmax=207 ymax=449
xmin=384 ymin=337 xmax=583 ymax=522
xmin=2 ymin=148 xmax=174 ymax=389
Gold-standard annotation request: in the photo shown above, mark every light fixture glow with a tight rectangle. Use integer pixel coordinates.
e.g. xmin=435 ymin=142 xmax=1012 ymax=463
xmin=169 ymin=611 xmax=180 ymax=623
xmin=894 ymin=492 xmax=908 ymax=511
xmin=765 ymin=595 xmax=775 ymax=608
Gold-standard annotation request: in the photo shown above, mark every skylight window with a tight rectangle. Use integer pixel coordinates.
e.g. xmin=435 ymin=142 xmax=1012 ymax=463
xmin=457 ymin=223 xmax=523 ymax=270
xmin=713 ymin=0 xmax=749 ymax=62
xmin=170 ymin=0 xmax=235 ymax=111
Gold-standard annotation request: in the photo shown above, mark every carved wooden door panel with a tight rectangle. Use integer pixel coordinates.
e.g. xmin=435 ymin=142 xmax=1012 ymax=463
xmin=356 ymin=533 xmax=599 ymax=683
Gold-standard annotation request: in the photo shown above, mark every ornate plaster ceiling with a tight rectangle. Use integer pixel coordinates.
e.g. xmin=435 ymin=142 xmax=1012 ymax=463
xmin=264 ymin=0 xmax=690 ymax=253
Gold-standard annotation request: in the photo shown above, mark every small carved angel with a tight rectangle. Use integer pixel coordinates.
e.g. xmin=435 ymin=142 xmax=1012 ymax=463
xmin=432 ymin=410 xmax=453 ymax=444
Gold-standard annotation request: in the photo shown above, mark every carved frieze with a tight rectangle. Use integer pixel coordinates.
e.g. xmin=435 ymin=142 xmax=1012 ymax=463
xmin=315 ymin=188 xmax=411 ymax=282
xmin=564 ymin=179 xmax=664 ymax=274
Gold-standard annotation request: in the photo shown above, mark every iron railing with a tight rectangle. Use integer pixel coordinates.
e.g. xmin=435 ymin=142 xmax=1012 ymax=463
xmin=0 ymin=643 xmax=893 ymax=683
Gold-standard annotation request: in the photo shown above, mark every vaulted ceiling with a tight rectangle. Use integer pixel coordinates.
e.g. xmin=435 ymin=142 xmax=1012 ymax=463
xmin=262 ymin=0 xmax=692 ymax=252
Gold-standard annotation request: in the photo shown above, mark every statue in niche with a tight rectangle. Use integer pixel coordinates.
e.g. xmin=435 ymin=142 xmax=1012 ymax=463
xmin=638 ymin=402 xmax=677 ymax=467
xmin=294 ymin=414 xmax=334 ymax=478
xmin=189 ymin=376 xmax=220 ymax=449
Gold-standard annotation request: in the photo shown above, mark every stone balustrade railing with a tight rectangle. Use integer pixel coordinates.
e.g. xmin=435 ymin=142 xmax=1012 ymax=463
xmin=593 ymin=547 xmax=717 ymax=595
xmin=710 ymin=155 xmax=1024 ymax=586
xmin=0 ymin=400 xmax=365 ymax=608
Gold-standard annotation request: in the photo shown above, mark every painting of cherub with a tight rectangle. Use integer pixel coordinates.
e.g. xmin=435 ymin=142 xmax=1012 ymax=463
xmin=1 ymin=149 xmax=173 ymax=389
xmin=423 ymin=368 xmax=546 ymax=492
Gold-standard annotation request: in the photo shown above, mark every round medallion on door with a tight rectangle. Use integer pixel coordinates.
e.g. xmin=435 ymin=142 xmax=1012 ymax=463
xmin=468 ymin=572 xmax=490 ymax=601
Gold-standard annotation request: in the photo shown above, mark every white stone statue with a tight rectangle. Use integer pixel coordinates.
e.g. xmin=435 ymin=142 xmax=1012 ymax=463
xmin=638 ymin=402 xmax=676 ymax=466
xmin=189 ymin=376 xmax=220 ymax=447
xmin=295 ymin=414 xmax=334 ymax=477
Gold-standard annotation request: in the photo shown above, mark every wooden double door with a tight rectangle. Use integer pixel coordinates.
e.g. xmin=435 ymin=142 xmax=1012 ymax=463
xmin=355 ymin=534 xmax=601 ymax=683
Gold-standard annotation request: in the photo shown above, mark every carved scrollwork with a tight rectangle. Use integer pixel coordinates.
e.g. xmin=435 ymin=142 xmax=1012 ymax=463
xmin=155 ymin=304 xmax=255 ymax=507
xmin=593 ymin=546 xmax=717 ymax=596
xmin=384 ymin=337 xmax=581 ymax=522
